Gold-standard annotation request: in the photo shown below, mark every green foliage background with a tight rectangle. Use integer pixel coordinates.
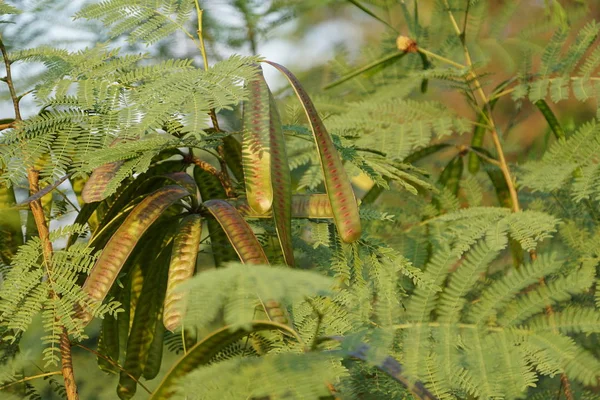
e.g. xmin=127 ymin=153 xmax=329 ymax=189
xmin=1 ymin=0 xmax=600 ymax=399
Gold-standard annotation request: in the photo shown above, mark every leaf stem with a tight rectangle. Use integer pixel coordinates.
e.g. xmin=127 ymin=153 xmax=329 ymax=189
xmin=0 ymin=371 xmax=62 ymax=391
xmin=416 ymin=48 xmax=466 ymax=70
xmin=74 ymin=343 xmax=152 ymax=395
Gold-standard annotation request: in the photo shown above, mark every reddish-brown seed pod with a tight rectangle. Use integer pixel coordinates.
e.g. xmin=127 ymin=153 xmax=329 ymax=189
xmin=263 ymin=61 xmax=361 ymax=243
xmin=80 ymin=185 xmax=190 ymax=324
xmin=82 ymin=160 xmax=124 ymax=203
xmin=203 ymin=199 xmax=268 ymax=264
xmin=230 ymin=194 xmax=333 ymax=219
xmin=242 ymin=65 xmax=273 ymax=214
xmin=163 ymin=214 xmax=202 ymax=332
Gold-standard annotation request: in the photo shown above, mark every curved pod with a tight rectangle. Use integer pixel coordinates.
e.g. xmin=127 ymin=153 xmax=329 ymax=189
xmin=242 ymin=66 xmax=273 ymax=214
xmin=163 ymin=214 xmax=202 ymax=332
xmin=80 ymin=185 xmax=189 ymax=323
xmin=268 ymin=92 xmax=294 ymax=266
xmin=203 ymin=199 xmax=268 ymax=265
xmin=263 ymin=61 xmax=361 ymax=243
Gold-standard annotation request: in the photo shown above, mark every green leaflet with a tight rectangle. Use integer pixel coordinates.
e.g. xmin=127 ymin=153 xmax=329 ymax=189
xmin=268 ymin=92 xmax=294 ymax=267
xmin=242 ymin=65 xmax=273 ymax=214
xmin=203 ymin=199 xmax=268 ymax=265
xmin=117 ymin=242 xmax=172 ymax=399
xmin=81 ymin=160 xmax=125 ymax=203
xmin=323 ymin=52 xmax=407 ymax=90
xmin=534 ymin=99 xmax=566 ymax=140
xmin=80 ymin=185 xmax=189 ymax=324
xmin=222 ymin=135 xmax=245 ymax=183
xmin=230 ymin=194 xmax=333 ymax=219
xmin=193 ymin=166 xmax=239 ymax=267
xmin=163 ymin=214 xmax=202 ymax=332
xmin=149 ymin=321 xmax=298 ymax=400
xmin=362 ymin=143 xmax=453 ymax=205
xmin=0 ymin=182 xmax=23 ymax=265
xmin=265 ymin=61 xmax=362 ymax=243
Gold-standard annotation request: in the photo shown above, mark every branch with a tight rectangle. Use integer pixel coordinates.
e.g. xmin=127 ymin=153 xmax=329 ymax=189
xmin=1 ymin=33 xmax=79 ymax=400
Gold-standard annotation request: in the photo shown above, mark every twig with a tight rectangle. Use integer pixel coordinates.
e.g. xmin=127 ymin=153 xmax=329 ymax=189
xmin=0 ymin=121 xmax=14 ymax=131
xmin=74 ymin=343 xmax=152 ymax=395
xmin=0 ymin=371 xmax=62 ymax=391
xmin=193 ymin=2 xmax=234 ymax=189
xmin=0 ymin=34 xmax=21 ymax=121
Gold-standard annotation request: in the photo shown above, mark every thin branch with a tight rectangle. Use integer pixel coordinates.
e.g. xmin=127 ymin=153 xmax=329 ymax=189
xmin=0 ymin=34 xmax=21 ymax=121
xmin=2 ymin=33 xmax=79 ymax=400
xmin=0 ymin=371 xmax=62 ymax=391
xmin=0 ymin=121 xmax=14 ymax=131
xmin=193 ymin=2 xmax=234 ymax=189
xmin=74 ymin=344 xmax=152 ymax=395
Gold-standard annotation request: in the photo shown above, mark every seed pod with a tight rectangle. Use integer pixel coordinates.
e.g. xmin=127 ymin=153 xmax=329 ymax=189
xmin=193 ymin=166 xmax=238 ymax=267
xmin=230 ymin=194 xmax=333 ymax=219
xmin=534 ymin=99 xmax=565 ymax=140
xmin=163 ymin=214 xmax=202 ymax=332
xmin=222 ymin=135 xmax=245 ymax=183
xmin=150 ymin=322 xmax=295 ymax=400
xmin=438 ymin=155 xmax=464 ymax=196
xmin=242 ymin=65 xmax=273 ymax=214
xmin=0 ymin=182 xmax=23 ymax=264
xmin=268 ymin=92 xmax=294 ymax=266
xmin=118 ymin=243 xmax=172 ymax=400
xmin=203 ymin=199 xmax=268 ymax=264
xmin=264 ymin=61 xmax=361 ymax=243
xmin=80 ymin=185 xmax=189 ymax=324
xmin=82 ymin=161 xmax=125 ymax=203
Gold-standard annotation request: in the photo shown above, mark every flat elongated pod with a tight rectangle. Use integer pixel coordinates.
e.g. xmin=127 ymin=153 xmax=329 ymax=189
xmin=242 ymin=65 xmax=273 ymax=214
xmin=160 ymin=172 xmax=198 ymax=198
xmin=150 ymin=321 xmax=297 ymax=400
xmin=163 ymin=214 xmax=202 ymax=332
xmin=222 ymin=135 xmax=245 ymax=183
xmin=0 ymin=183 xmax=23 ymax=264
xmin=118 ymin=244 xmax=172 ymax=400
xmin=231 ymin=194 xmax=333 ymax=219
xmin=82 ymin=160 xmax=125 ymax=203
xmin=534 ymin=99 xmax=565 ymax=140
xmin=193 ymin=166 xmax=239 ymax=267
xmin=264 ymin=61 xmax=361 ymax=243
xmin=80 ymin=185 xmax=189 ymax=324
xmin=438 ymin=155 xmax=464 ymax=196
xmin=203 ymin=199 xmax=268 ymax=265
xmin=268 ymin=92 xmax=294 ymax=266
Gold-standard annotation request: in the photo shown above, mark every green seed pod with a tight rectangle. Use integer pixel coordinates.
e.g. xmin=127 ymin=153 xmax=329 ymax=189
xmin=264 ymin=61 xmax=361 ymax=243
xmin=268 ymin=91 xmax=294 ymax=266
xmin=150 ymin=322 xmax=295 ymax=400
xmin=230 ymin=194 xmax=333 ymax=219
xmin=163 ymin=214 xmax=202 ymax=332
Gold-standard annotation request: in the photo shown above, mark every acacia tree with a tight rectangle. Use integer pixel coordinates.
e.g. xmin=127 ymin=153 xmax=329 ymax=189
xmin=1 ymin=1 xmax=600 ymax=399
